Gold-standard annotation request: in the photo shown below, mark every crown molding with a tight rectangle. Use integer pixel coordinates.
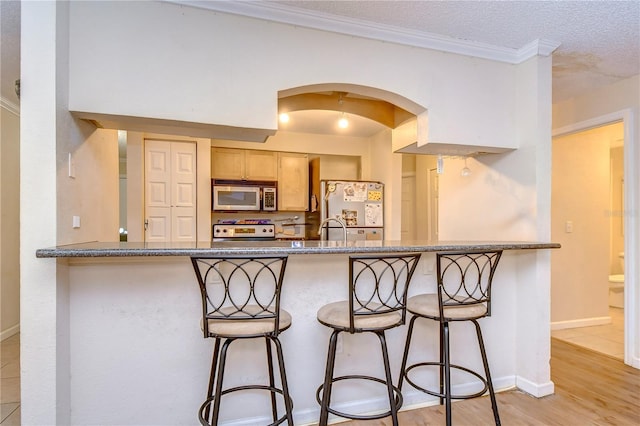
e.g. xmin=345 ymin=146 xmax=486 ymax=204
xmin=171 ymin=1 xmax=560 ymax=64
xmin=0 ymin=96 xmax=20 ymax=116
xmin=516 ymin=39 xmax=561 ymax=62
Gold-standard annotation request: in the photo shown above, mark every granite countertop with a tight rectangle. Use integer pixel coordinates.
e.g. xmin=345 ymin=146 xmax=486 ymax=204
xmin=36 ymin=240 xmax=560 ymax=258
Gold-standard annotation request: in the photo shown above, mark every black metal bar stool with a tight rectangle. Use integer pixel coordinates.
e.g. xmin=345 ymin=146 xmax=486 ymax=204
xmin=398 ymin=250 xmax=503 ymax=426
xmin=190 ymin=255 xmax=294 ymax=426
xmin=316 ymin=253 xmax=421 ymax=426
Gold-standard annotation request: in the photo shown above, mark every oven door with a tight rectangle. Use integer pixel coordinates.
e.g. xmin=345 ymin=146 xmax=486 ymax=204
xmin=212 ymin=186 xmax=261 ymax=211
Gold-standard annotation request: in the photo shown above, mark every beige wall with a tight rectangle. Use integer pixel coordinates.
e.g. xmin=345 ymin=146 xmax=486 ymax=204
xmin=551 ymin=75 xmax=639 ymax=335
xmin=57 ymin=125 xmax=119 ymax=245
xmin=1 ymin=105 xmax=20 ymax=338
xmin=610 ymin=145 xmax=624 ymax=275
xmin=551 ymin=125 xmax=616 ymax=322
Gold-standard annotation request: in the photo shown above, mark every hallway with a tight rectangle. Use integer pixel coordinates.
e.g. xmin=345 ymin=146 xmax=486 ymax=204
xmin=551 ymin=307 xmax=624 ymax=360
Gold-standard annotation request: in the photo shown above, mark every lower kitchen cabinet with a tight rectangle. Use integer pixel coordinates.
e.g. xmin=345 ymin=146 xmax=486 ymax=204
xmin=278 ymin=152 xmax=309 ymax=211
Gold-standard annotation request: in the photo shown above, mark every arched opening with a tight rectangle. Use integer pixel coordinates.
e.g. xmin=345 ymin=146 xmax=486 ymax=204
xmin=278 ymin=83 xmax=426 ymax=130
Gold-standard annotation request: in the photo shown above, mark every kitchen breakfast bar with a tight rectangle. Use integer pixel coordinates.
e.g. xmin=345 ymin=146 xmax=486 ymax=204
xmin=36 ymin=240 xmax=559 ymax=425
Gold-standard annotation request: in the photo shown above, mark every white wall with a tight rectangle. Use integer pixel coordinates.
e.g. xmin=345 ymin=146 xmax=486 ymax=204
xmin=21 ymin=1 xmax=556 ymax=424
xmin=1 ymin=104 xmax=20 ymax=339
xmin=21 ymin=2 xmax=69 ymax=423
xmin=67 ymin=1 xmax=518 ymax=152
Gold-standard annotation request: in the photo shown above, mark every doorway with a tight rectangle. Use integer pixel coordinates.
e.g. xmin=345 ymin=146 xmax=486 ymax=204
xmin=550 ymin=121 xmax=628 ymax=361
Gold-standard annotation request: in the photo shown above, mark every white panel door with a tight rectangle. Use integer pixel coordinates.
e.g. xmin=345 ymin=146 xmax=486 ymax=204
xmin=144 ymin=140 xmax=197 ymax=242
xmin=145 ymin=141 xmax=172 ymax=242
xmin=171 ymin=143 xmax=197 ymax=241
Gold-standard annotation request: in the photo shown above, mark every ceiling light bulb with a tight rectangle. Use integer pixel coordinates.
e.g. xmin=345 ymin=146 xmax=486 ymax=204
xmin=338 ymin=114 xmax=349 ymax=129
xmin=461 ymin=157 xmax=472 ymax=177
xmin=279 ymin=113 xmax=289 ymax=123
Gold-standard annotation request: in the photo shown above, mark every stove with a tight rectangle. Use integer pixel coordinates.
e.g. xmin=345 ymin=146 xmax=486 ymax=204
xmin=212 ymin=223 xmax=276 ymax=241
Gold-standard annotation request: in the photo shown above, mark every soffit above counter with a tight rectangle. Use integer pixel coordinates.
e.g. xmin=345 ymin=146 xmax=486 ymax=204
xmin=71 ymin=111 xmax=276 ymax=143
xmin=396 ymin=141 xmax=514 ymax=156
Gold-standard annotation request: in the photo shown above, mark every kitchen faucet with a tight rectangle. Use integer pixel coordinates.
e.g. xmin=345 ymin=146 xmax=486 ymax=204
xmin=318 ymin=217 xmax=347 ymax=243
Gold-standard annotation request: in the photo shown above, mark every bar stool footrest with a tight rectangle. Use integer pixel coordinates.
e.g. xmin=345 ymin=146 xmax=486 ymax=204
xmin=198 ymin=384 xmax=294 ymax=426
xmin=316 ymin=374 xmax=403 ymax=421
xmin=404 ymin=361 xmax=489 ymax=400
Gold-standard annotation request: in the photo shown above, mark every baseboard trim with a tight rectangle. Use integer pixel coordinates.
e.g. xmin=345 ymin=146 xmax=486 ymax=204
xmin=516 ymin=375 xmax=555 ymax=397
xmin=0 ymin=324 xmax=20 ymax=341
xmin=550 ymin=316 xmax=611 ymax=331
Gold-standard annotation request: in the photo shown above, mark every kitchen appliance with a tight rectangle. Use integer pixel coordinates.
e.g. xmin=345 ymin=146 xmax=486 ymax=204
xmin=212 ymin=223 xmax=276 ymax=241
xmin=319 ymin=180 xmax=384 ymax=241
xmin=212 ymin=180 xmax=277 ymax=211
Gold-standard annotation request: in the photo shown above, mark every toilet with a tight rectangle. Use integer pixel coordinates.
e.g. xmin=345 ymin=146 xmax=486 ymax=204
xmin=608 ymin=252 xmax=625 ymax=308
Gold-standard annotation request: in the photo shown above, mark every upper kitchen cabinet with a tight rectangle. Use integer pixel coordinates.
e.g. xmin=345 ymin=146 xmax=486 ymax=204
xmin=278 ymin=152 xmax=309 ymax=211
xmin=211 ymin=148 xmax=278 ymax=181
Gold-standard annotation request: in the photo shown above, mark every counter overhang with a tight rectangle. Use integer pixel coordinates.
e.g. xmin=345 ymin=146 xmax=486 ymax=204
xmin=36 ymin=240 xmax=560 ymax=258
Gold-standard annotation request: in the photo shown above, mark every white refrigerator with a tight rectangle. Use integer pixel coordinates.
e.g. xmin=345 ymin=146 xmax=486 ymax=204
xmin=320 ymin=180 xmax=384 ymax=241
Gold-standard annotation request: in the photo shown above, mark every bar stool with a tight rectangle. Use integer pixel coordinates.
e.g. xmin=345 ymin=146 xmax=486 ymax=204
xmin=316 ymin=253 xmax=421 ymax=426
xmin=190 ymin=255 xmax=294 ymax=426
xmin=398 ymin=250 xmax=503 ymax=425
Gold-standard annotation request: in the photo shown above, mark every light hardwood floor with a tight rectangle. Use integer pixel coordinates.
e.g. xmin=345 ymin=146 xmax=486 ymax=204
xmin=1 ymin=335 xmax=638 ymax=425
xmin=340 ymin=338 xmax=640 ymax=425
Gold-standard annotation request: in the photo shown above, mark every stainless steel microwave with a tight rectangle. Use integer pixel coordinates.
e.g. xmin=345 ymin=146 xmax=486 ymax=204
xmin=212 ymin=181 xmax=277 ymax=211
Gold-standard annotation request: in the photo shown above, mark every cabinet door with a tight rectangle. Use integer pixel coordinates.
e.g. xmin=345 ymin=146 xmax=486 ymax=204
xmin=278 ymin=153 xmax=309 ymax=211
xmin=211 ymin=147 xmax=245 ymax=179
xmin=245 ymin=150 xmax=278 ymax=181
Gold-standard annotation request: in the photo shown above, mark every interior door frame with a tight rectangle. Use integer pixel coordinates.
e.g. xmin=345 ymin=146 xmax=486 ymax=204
xmin=552 ymin=108 xmax=638 ymax=368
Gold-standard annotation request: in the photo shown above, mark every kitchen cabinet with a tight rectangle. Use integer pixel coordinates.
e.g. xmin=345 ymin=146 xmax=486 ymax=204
xmin=278 ymin=152 xmax=309 ymax=211
xmin=211 ymin=148 xmax=278 ymax=181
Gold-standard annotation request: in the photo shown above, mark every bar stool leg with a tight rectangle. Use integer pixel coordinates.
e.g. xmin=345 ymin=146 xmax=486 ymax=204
xmin=438 ymin=320 xmax=446 ymax=407
xmin=204 ymin=339 xmax=221 ymax=423
xmin=211 ymin=338 xmax=233 ymax=426
xmin=398 ymin=315 xmax=418 ymax=392
xmin=443 ymin=322 xmax=452 ymax=426
xmin=473 ymin=320 xmax=501 ymax=425
xmin=265 ymin=338 xmax=278 ymax=423
xmin=376 ymin=331 xmax=399 ymax=426
xmin=319 ymin=330 xmax=340 ymax=426
xmin=272 ymin=336 xmax=294 ymax=425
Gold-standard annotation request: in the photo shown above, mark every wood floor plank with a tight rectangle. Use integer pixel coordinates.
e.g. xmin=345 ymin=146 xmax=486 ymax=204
xmin=338 ymin=338 xmax=640 ymax=425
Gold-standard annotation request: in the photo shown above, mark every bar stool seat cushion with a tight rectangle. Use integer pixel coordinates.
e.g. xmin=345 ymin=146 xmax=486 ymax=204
xmin=317 ymin=301 xmax=402 ymax=330
xmin=201 ymin=305 xmax=292 ymax=337
xmin=407 ymin=294 xmax=487 ymax=320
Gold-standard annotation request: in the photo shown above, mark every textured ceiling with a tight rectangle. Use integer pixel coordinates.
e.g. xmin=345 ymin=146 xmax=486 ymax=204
xmin=273 ymin=0 xmax=640 ymax=103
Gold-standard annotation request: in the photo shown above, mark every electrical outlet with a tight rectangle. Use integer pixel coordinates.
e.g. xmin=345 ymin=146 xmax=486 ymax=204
xmin=565 ymin=220 xmax=573 ymax=233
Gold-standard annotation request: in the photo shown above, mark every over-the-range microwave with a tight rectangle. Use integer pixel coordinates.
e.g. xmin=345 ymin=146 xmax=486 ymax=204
xmin=212 ymin=180 xmax=277 ymax=211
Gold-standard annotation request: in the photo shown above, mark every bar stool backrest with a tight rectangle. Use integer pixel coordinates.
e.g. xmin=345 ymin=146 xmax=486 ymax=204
xmin=436 ymin=250 xmax=503 ymax=317
xmin=191 ymin=256 xmax=288 ymax=338
xmin=348 ymin=253 xmax=421 ymax=332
